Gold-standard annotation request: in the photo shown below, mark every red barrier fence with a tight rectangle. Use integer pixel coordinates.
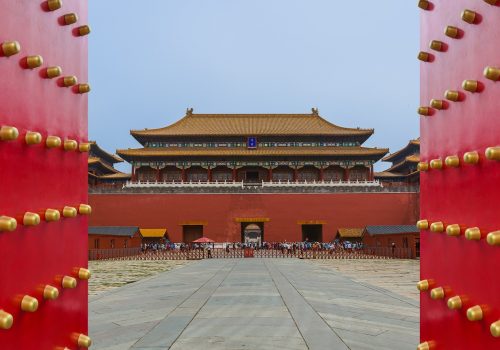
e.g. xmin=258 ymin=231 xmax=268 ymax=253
xmin=89 ymin=247 xmax=415 ymax=261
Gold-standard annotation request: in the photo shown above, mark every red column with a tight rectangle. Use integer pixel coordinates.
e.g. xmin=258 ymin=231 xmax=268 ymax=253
xmin=268 ymin=168 xmax=273 ymax=181
xmin=343 ymin=168 xmax=350 ymax=181
xmin=181 ymin=168 xmax=186 ymax=182
xmin=232 ymin=168 xmax=237 ymax=181
xmin=369 ymin=165 xmax=374 ymax=181
xmin=156 ymin=168 xmax=161 ymax=182
xmin=293 ymin=168 xmax=298 ymax=182
xmin=319 ymin=168 xmax=324 ymax=182
xmin=208 ymin=168 xmax=212 ymax=182
xmin=131 ymin=164 xmax=137 ymax=182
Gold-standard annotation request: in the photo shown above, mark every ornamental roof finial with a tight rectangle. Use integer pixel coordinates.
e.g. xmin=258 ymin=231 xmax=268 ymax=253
xmin=311 ymin=107 xmax=319 ymax=115
xmin=186 ymin=108 xmax=194 ymax=116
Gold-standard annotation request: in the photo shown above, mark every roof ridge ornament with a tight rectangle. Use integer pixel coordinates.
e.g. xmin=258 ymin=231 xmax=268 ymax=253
xmin=186 ymin=108 xmax=194 ymax=116
xmin=311 ymin=107 xmax=319 ymax=116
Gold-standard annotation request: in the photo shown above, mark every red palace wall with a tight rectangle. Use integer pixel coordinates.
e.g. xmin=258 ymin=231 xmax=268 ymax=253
xmin=88 ymin=193 xmax=419 ymax=243
xmin=419 ymin=0 xmax=500 ymax=348
xmin=0 ymin=1 xmax=89 ymax=349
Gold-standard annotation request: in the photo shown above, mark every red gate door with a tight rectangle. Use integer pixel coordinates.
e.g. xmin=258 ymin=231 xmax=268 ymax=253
xmin=0 ymin=1 xmax=90 ymax=349
xmin=418 ymin=1 xmax=500 ymax=349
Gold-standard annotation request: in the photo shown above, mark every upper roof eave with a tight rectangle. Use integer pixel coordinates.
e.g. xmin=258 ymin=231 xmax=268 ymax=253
xmin=382 ymin=139 xmax=420 ymax=162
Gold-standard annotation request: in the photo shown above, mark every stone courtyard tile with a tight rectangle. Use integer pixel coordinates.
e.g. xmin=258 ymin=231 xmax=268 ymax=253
xmin=90 ymin=258 xmax=419 ymax=350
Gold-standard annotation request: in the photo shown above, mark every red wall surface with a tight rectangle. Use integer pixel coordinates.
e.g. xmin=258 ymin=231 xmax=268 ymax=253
xmin=0 ymin=1 xmax=88 ymax=349
xmin=420 ymin=1 xmax=500 ymax=348
xmin=89 ymin=193 xmax=419 ymax=243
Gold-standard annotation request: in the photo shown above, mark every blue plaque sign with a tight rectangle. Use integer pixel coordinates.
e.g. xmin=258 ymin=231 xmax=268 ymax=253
xmin=247 ymin=137 xmax=257 ymax=149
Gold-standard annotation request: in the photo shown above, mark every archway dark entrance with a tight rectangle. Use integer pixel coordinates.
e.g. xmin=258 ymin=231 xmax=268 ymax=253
xmin=182 ymin=225 xmax=203 ymax=243
xmin=241 ymin=222 xmax=264 ymax=244
xmin=302 ymin=224 xmax=322 ymax=242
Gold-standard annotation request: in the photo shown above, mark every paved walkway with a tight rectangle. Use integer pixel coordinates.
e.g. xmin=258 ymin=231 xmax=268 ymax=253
xmin=89 ymin=259 xmax=418 ymax=350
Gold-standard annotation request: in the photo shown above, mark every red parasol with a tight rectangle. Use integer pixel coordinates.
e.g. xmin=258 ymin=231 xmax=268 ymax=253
xmin=192 ymin=237 xmax=215 ymax=243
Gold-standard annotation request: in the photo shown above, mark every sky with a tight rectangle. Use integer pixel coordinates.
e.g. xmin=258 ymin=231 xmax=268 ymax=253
xmin=89 ymin=0 xmax=420 ymax=172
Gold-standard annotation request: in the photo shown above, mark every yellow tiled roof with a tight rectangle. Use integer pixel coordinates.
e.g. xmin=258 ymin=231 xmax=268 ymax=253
xmin=131 ymin=112 xmax=374 ymax=137
xmin=89 ymin=141 xmax=123 ymax=163
xmin=337 ymin=228 xmax=364 ymax=238
xmin=140 ymin=229 xmax=167 ymax=238
xmin=117 ymin=146 xmax=388 ymax=158
xmin=88 ymin=157 xmax=120 ymax=174
xmin=384 ymin=154 xmax=420 ymax=173
xmin=382 ymin=139 xmax=420 ymax=162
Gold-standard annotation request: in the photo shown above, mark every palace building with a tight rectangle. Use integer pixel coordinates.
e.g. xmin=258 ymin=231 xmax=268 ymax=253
xmin=88 ymin=142 xmax=130 ymax=187
xmin=117 ymin=108 xmax=388 ymax=185
xmin=88 ymin=109 xmax=419 ymax=245
xmin=375 ymin=139 xmax=420 ymax=185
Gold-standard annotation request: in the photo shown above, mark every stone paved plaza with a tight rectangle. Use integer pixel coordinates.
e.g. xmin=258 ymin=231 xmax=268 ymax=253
xmin=89 ymin=259 xmax=419 ymax=350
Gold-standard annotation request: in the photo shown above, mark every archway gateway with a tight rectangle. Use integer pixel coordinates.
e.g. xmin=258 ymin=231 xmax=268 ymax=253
xmin=241 ymin=222 xmax=264 ymax=244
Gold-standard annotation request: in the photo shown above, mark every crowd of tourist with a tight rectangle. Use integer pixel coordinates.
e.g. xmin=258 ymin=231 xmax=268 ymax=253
xmin=142 ymin=239 xmax=363 ymax=253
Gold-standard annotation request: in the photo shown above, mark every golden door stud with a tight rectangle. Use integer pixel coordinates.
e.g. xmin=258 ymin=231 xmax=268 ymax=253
xmin=417 ymin=342 xmax=435 ymax=350
xmin=467 ymin=305 xmax=484 ymax=321
xmin=77 ymin=25 xmax=91 ymax=36
xmin=444 ymin=90 xmax=460 ymax=102
xmin=0 ymin=310 xmax=13 ymax=330
xmin=417 ymin=279 xmax=431 ymax=291
xmin=430 ymin=287 xmax=445 ymax=300
xmin=64 ymin=13 xmax=78 ymax=25
xmin=486 ymin=231 xmax=500 ymax=246
xmin=63 ymin=76 xmax=77 ymax=87
xmin=465 ymin=227 xmax=481 ymax=240
xmin=447 ymin=296 xmax=463 ymax=310
xmin=491 ymin=320 xmax=500 ymax=338
xmin=1 ymin=41 xmax=21 ymax=57
xmin=26 ymin=55 xmax=43 ymax=69
xmin=23 ymin=212 xmax=40 ymax=226
xmin=462 ymin=80 xmax=480 ymax=93
xmin=444 ymin=26 xmax=459 ymax=39
xmin=445 ymin=155 xmax=460 ymax=167
xmin=46 ymin=136 xmax=62 ymax=148
xmin=430 ymin=222 xmax=444 ymax=233
xmin=446 ymin=224 xmax=461 ymax=237
xmin=461 ymin=10 xmax=477 ymax=24
xmin=484 ymin=66 xmax=500 ymax=81
xmin=463 ymin=151 xmax=479 ymax=164
xmin=44 ymin=209 xmax=61 ymax=222
xmin=0 ymin=126 xmax=19 ymax=141
xmin=417 ymin=162 xmax=429 ymax=171
xmin=62 ymin=276 xmax=77 ymax=289
xmin=485 ymin=147 xmax=500 ymax=161
xmin=62 ymin=206 xmax=77 ymax=218
xmin=78 ymin=268 xmax=91 ymax=280
xmin=63 ymin=139 xmax=78 ymax=151
xmin=418 ymin=1 xmax=430 ymax=10
xmin=78 ymin=84 xmax=91 ymax=94
xmin=25 ymin=131 xmax=42 ymax=145
xmin=416 ymin=220 xmax=429 ymax=230
xmin=77 ymin=334 xmax=92 ymax=348
xmin=21 ymin=295 xmax=38 ymax=312
xmin=430 ymin=159 xmax=443 ymax=169
xmin=418 ymin=107 xmax=432 ymax=116
xmin=47 ymin=0 xmax=62 ymax=11
xmin=418 ymin=51 xmax=431 ymax=62
xmin=0 ymin=216 xmax=17 ymax=232
xmin=79 ymin=143 xmax=91 ymax=152
xmin=79 ymin=204 xmax=92 ymax=215
xmin=430 ymin=99 xmax=445 ymax=110
xmin=46 ymin=66 xmax=62 ymax=79
xmin=43 ymin=285 xmax=59 ymax=300
xmin=429 ymin=40 xmax=444 ymax=51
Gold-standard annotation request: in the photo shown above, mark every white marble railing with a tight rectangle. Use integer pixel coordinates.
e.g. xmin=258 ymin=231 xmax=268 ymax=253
xmin=124 ymin=180 xmax=381 ymax=188
xmin=125 ymin=180 xmax=246 ymax=188
xmin=262 ymin=180 xmax=381 ymax=187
